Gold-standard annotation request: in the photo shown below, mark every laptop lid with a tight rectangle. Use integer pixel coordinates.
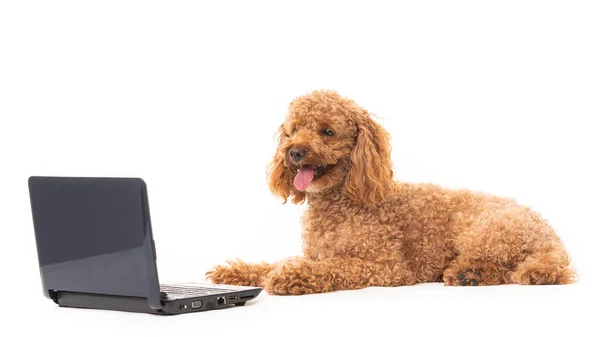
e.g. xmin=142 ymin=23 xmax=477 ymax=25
xmin=28 ymin=176 xmax=163 ymax=310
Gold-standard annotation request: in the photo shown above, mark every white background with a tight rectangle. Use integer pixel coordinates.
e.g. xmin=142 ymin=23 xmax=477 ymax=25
xmin=1 ymin=1 xmax=599 ymax=336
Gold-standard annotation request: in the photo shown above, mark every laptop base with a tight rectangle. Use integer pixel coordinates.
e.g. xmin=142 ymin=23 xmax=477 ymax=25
xmin=54 ymin=287 xmax=262 ymax=315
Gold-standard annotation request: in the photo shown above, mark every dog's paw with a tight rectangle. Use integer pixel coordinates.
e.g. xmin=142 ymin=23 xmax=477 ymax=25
xmin=205 ymin=263 xmax=242 ymax=285
xmin=445 ymin=269 xmax=483 ymax=286
xmin=205 ymin=260 xmax=274 ymax=287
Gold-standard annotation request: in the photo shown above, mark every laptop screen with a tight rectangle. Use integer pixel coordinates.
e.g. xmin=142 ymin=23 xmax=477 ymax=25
xmin=28 ymin=176 xmax=161 ymax=306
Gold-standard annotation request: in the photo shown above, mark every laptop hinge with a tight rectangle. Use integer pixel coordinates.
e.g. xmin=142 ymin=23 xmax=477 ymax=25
xmin=48 ymin=290 xmax=59 ymax=304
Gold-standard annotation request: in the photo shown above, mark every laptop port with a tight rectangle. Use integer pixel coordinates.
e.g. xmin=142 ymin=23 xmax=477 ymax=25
xmin=216 ymin=296 xmax=226 ymax=305
xmin=228 ymin=295 xmax=237 ymax=301
xmin=191 ymin=300 xmax=203 ymax=309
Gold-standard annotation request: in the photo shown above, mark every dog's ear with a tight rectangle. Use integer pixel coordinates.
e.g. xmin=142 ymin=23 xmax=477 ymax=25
xmin=267 ymin=124 xmax=306 ymax=204
xmin=344 ymin=110 xmax=395 ymax=206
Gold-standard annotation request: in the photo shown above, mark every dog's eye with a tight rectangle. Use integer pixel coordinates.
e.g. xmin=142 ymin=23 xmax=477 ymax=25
xmin=322 ymin=129 xmax=334 ymax=137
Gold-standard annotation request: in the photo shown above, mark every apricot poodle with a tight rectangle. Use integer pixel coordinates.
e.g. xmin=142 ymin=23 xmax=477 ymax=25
xmin=206 ymin=89 xmax=576 ymax=295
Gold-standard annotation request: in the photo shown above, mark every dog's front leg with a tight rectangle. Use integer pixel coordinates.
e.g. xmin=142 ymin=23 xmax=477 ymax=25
xmin=264 ymin=257 xmax=414 ymax=295
xmin=205 ymin=259 xmax=275 ymax=287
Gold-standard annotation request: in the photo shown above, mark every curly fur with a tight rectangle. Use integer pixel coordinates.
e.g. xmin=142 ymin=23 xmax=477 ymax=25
xmin=206 ymin=89 xmax=576 ymax=295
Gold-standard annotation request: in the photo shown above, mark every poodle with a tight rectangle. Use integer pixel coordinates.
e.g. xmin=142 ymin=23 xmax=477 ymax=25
xmin=205 ymin=89 xmax=576 ymax=295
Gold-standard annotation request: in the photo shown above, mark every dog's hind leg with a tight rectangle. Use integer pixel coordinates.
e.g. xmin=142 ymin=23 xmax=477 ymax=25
xmin=444 ymin=204 xmax=575 ymax=286
xmin=509 ymin=243 xmax=576 ymax=285
xmin=205 ymin=259 xmax=275 ymax=287
xmin=443 ymin=257 xmax=509 ymax=286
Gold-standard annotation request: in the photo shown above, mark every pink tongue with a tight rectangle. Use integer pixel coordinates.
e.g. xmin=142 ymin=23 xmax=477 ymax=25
xmin=294 ymin=165 xmax=315 ymax=191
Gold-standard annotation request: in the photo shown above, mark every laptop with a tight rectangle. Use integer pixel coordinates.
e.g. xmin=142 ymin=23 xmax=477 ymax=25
xmin=27 ymin=176 xmax=262 ymax=315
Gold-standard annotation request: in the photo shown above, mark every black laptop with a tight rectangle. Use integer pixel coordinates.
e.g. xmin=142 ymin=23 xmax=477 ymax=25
xmin=27 ymin=176 xmax=262 ymax=315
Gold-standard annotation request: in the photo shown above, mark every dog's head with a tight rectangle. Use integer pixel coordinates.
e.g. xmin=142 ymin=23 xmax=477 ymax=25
xmin=267 ymin=89 xmax=395 ymax=206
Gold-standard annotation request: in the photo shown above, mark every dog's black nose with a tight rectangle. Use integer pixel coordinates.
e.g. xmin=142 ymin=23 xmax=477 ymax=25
xmin=289 ymin=148 xmax=306 ymax=162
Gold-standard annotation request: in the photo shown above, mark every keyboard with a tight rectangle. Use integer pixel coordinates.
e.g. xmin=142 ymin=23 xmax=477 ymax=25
xmin=160 ymin=282 xmax=252 ymax=299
